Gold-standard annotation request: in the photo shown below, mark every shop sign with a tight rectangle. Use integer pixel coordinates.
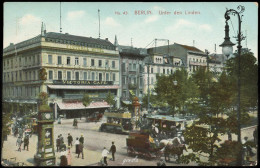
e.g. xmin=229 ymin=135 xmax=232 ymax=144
xmin=53 ymin=80 xmax=113 ymax=85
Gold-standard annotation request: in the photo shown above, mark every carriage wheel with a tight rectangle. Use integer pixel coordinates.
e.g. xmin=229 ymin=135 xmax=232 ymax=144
xmin=145 ymin=152 xmax=152 ymax=160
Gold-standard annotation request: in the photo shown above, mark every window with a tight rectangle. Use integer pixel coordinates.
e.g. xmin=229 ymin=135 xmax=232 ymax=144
xmin=92 ymin=72 xmax=95 ymax=80
xmin=48 ymin=55 xmax=52 ymax=64
xmin=163 ymin=69 xmax=165 ymax=74
xmin=75 ymin=57 xmax=79 ymax=65
xmin=67 ymin=57 xmax=71 ymax=65
xmin=99 ymin=73 xmax=102 ymax=81
xmin=58 ymin=56 xmax=62 ymax=65
xmin=122 ymin=63 xmax=126 ymax=72
xmin=91 ymin=59 xmax=95 ymax=66
xmin=58 ymin=71 xmax=62 ymax=80
xmin=171 ymin=69 xmax=173 ymax=74
xmin=139 ymin=64 xmax=143 ymax=72
xmin=98 ymin=60 xmax=102 ymax=67
xmin=112 ymin=73 xmax=116 ymax=81
xmin=75 ymin=72 xmax=79 ymax=80
xmin=133 ymin=63 xmax=136 ymax=71
xmin=122 ymin=76 xmax=125 ymax=84
xmin=112 ymin=61 xmax=115 ymax=68
xmin=84 ymin=72 xmax=87 ymax=80
xmin=33 ymin=71 xmax=35 ymax=80
xmin=129 ymin=63 xmax=132 ymax=71
xmin=32 ymin=56 xmax=35 ymax=64
xmin=151 ymin=68 xmax=153 ymax=73
xmin=167 ymin=69 xmax=169 ymax=74
xmin=49 ymin=71 xmax=53 ymax=80
xmin=83 ymin=58 xmax=87 ymax=66
xmin=106 ymin=60 xmax=109 ymax=68
xmin=67 ymin=71 xmax=71 ymax=80
xmin=140 ymin=77 xmax=143 ymax=86
xmin=106 ymin=73 xmax=109 ymax=81
xmin=151 ymin=77 xmax=154 ymax=84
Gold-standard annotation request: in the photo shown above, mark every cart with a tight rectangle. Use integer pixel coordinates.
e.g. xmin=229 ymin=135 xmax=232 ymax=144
xmin=126 ymin=131 xmax=163 ymax=160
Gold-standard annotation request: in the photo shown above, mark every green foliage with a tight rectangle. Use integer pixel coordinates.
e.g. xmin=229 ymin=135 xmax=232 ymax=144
xmin=2 ymin=103 xmax=12 ymax=148
xmin=39 ymin=104 xmax=52 ymax=112
xmin=82 ymin=93 xmax=91 ymax=107
xmin=105 ymin=91 xmax=115 ymax=107
xmin=39 ymin=68 xmax=47 ymax=80
xmin=154 ymin=68 xmax=199 ymax=115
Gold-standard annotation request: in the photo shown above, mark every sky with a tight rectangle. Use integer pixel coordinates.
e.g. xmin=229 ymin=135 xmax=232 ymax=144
xmin=3 ymin=2 xmax=258 ymax=57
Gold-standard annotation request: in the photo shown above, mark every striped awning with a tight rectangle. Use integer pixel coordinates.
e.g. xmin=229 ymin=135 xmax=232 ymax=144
xmin=57 ymin=101 xmax=110 ymax=110
xmin=48 ymin=85 xmax=120 ymax=90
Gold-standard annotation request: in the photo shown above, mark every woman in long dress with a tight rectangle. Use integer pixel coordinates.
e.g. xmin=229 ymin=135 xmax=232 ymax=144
xmin=74 ymin=137 xmax=80 ymax=154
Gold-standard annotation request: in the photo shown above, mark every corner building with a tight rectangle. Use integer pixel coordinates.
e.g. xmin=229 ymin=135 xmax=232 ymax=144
xmin=3 ymin=27 xmax=120 ymax=119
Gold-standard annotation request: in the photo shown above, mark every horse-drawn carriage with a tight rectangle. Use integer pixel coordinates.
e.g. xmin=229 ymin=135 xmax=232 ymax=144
xmin=86 ymin=112 xmax=103 ymax=122
xmin=126 ymin=131 xmax=163 ymax=160
xmin=159 ymin=137 xmax=187 ymax=162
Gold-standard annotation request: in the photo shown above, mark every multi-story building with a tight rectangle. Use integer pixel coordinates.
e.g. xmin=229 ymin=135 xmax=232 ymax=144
xmin=3 ymin=23 xmax=120 ymax=119
xmin=118 ymin=46 xmax=146 ymax=105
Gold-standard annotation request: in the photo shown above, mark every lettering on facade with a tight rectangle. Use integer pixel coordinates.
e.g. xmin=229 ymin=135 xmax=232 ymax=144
xmin=54 ymin=80 xmax=113 ymax=85
xmin=66 ymin=44 xmax=104 ymax=53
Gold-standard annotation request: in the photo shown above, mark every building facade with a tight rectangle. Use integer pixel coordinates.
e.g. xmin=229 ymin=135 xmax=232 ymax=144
xmin=119 ymin=47 xmax=146 ymax=104
xmin=3 ymin=24 xmax=120 ymax=119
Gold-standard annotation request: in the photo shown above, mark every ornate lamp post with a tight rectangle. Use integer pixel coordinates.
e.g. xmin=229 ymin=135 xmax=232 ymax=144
xmin=219 ymin=5 xmax=245 ymax=166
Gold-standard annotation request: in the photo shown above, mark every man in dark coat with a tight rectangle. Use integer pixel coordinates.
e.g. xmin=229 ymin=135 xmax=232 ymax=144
xmin=23 ymin=135 xmax=29 ymax=151
xmin=56 ymin=135 xmax=61 ymax=152
xmin=79 ymin=135 xmax=84 ymax=144
xmin=109 ymin=141 xmax=116 ymax=161
xmin=78 ymin=142 xmax=84 ymax=159
xmin=60 ymin=141 xmax=67 ymax=152
xmin=60 ymin=134 xmax=64 ymax=144
xmin=67 ymin=133 xmax=73 ymax=148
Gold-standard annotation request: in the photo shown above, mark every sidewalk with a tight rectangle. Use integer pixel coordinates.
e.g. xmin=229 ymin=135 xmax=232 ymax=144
xmin=1 ymin=134 xmax=103 ymax=166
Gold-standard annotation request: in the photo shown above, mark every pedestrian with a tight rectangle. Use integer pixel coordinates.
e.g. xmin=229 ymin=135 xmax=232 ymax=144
xmin=73 ymin=119 xmax=78 ymax=129
xmin=109 ymin=142 xmax=116 ymax=161
xmin=60 ymin=149 xmax=68 ymax=166
xmin=78 ymin=142 xmax=84 ymax=159
xmin=228 ymin=130 xmax=232 ymax=141
xmin=67 ymin=133 xmax=73 ymax=148
xmin=79 ymin=134 xmax=84 ymax=144
xmin=56 ymin=135 xmax=61 ymax=152
xmin=23 ymin=135 xmax=29 ymax=151
xmin=16 ymin=136 xmax=23 ymax=152
xmin=60 ymin=134 xmax=64 ymax=144
xmin=242 ymin=136 xmax=255 ymax=156
xmin=67 ymin=147 xmax=72 ymax=166
xmin=60 ymin=142 xmax=67 ymax=152
xmin=102 ymin=147 xmax=109 ymax=166
xmin=58 ymin=117 xmax=61 ymax=124
xmin=74 ymin=137 xmax=80 ymax=154
xmin=253 ymin=127 xmax=258 ymax=145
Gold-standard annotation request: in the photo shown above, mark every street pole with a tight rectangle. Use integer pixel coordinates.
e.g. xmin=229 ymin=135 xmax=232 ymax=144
xmin=147 ymin=62 xmax=150 ymax=113
xmin=221 ymin=5 xmax=245 ymax=166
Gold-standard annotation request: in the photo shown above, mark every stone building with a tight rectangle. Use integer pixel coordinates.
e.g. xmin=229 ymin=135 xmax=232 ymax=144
xmin=3 ymin=23 xmax=120 ymax=119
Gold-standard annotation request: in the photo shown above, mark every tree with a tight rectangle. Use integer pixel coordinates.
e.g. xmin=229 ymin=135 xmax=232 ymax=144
xmin=154 ymin=68 xmax=199 ymax=116
xmin=105 ymin=91 xmax=115 ymax=112
xmin=82 ymin=93 xmax=92 ymax=119
xmin=1 ymin=103 xmax=12 ymax=151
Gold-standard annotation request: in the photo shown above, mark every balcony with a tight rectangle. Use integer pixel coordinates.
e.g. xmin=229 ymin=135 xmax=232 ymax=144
xmin=189 ymin=61 xmax=207 ymax=66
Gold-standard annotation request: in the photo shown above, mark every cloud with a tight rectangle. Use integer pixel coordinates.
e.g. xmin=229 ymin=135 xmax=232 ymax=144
xmin=165 ymin=19 xmax=212 ymax=33
xmin=103 ymin=17 xmax=121 ymax=27
xmin=153 ymin=6 xmax=165 ymax=11
xmin=144 ymin=15 xmax=159 ymax=23
xmin=199 ymin=24 xmax=212 ymax=32
xmin=19 ymin=14 xmax=41 ymax=25
xmin=67 ymin=10 xmax=85 ymax=20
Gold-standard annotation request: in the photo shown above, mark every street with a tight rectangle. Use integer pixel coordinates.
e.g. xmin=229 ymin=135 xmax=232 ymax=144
xmin=2 ymin=117 xmax=257 ymax=166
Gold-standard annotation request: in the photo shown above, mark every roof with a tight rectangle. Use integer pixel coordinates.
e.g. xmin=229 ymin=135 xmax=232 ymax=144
xmin=47 ymin=85 xmax=120 ymax=90
xmin=57 ymin=101 xmax=109 ymax=110
xmin=146 ymin=115 xmax=186 ymax=122
xmin=175 ymin=43 xmax=203 ymax=53
xmin=45 ymin=32 xmax=115 ymax=47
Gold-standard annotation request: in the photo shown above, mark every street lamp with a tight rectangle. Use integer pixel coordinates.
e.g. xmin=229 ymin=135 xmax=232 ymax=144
xmin=219 ymin=5 xmax=245 ymax=166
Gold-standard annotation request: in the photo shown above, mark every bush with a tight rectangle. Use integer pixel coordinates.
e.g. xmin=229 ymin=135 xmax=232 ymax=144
xmin=39 ymin=104 xmax=52 ymax=112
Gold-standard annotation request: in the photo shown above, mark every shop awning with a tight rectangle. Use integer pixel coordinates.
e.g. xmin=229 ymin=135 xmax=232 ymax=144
xmin=57 ymin=101 xmax=110 ymax=110
xmin=48 ymin=85 xmax=120 ymax=90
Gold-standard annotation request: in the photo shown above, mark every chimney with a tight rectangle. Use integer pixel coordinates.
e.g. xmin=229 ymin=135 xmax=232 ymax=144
xmin=44 ymin=23 xmax=46 ymax=34
xmin=41 ymin=22 xmax=44 ymax=36
xmin=105 ymin=38 xmax=108 ymax=41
